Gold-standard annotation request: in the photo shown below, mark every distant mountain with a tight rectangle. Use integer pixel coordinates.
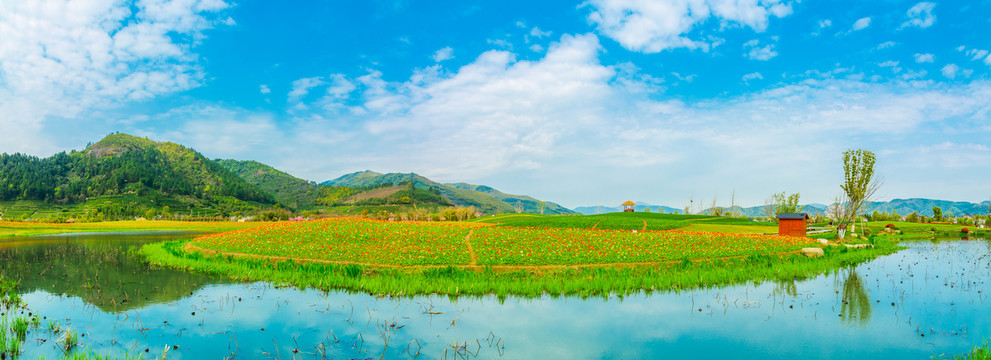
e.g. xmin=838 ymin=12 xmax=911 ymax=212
xmin=447 ymin=183 xmax=573 ymax=215
xmin=215 ymin=159 xmax=320 ymax=208
xmin=573 ymin=202 xmax=679 ymax=215
xmin=323 ymin=171 xmax=574 ymax=215
xmin=862 ymin=198 xmax=989 ymax=217
xmin=574 ymin=199 xmax=989 ymax=218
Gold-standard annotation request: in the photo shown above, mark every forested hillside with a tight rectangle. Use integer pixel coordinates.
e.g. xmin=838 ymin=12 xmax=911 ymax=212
xmin=0 ymin=133 xmax=275 ymax=220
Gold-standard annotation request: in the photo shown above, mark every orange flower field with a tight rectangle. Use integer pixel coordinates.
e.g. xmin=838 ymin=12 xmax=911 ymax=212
xmin=192 ymin=217 xmax=818 ymax=267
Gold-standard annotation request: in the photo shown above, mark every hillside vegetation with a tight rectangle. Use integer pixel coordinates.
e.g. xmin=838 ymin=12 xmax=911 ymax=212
xmin=0 ymin=133 xmax=276 ymax=221
xmin=323 ymin=171 xmax=574 ymax=215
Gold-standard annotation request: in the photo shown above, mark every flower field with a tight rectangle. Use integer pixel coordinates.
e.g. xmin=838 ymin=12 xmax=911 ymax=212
xmin=191 ymin=217 xmax=818 ymax=267
xmin=194 ymin=218 xmax=480 ymax=265
xmin=470 ymin=227 xmax=815 ymax=265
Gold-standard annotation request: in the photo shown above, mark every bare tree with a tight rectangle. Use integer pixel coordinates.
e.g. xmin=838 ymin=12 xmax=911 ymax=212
xmin=730 ymin=189 xmax=737 ymax=218
xmin=709 ymin=196 xmax=718 ymax=216
xmin=763 ymin=196 xmax=775 ymax=220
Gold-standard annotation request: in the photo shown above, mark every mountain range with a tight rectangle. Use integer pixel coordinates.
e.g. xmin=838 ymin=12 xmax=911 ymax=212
xmin=319 ymin=170 xmax=573 ymax=215
xmin=574 ymin=199 xmax=991 ymax=218
xmin=2 ymin=133 xmax=987 ymax=221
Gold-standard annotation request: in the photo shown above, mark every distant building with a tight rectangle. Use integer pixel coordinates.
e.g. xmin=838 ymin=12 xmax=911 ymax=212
xmin=622 ymin=200 xmax=636 ymax=212
xmin=777 ymin=213 xmax=809 ymax=237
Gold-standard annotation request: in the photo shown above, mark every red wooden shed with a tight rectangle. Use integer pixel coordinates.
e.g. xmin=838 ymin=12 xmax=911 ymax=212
xmin=777 ymin=213 xmax=809 ymax=237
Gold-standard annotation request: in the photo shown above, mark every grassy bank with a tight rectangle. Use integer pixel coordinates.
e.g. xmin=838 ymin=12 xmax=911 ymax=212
xmin=139 ymin=218 xmax=902 ymax=297
xmin=0 ymin=220 xmax=272 ymax=238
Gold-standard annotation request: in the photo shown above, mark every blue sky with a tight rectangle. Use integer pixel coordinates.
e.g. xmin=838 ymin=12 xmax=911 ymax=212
xmin=1 ymin=0 xmax=990 ymax=209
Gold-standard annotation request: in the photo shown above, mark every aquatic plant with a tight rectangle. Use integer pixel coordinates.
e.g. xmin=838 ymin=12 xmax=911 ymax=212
xmin=939 ymin=339 xmax=991 ymax=360
xmin=61 ymin=328 xmax=79 ymax=351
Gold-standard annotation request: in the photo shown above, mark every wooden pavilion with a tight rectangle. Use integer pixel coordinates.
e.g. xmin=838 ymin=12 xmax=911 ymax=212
xmin=622 ymin=200 xmax=636 ymax=212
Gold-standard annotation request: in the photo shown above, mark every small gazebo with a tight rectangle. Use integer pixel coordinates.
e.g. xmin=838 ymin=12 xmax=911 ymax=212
xmin=622 ymin=200 xmax=636 ymax=212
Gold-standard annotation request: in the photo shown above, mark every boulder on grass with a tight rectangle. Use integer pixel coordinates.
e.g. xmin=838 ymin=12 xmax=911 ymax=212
xmin=801 ymin=247 xmax=825 ymax=258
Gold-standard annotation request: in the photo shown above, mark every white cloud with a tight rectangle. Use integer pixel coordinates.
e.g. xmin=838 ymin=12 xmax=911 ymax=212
xmin=586 ymin=0 xmax=794 ymax=53
xmin=529 ymin=44 xmax=545 ymax=53
xmin=432 ymin=46 xmax=454 ymax=62
xmin=879 ymin=60 xmax=901 ymax=73
xmin=852 ymin=17 xmax=871 ymax=31
xmin=486 ymin=38 xmax=512 ymax=49
xmin=530 ymin=27 xmax=552 ymax=38
xmin=818 ymin=19 xmax=832 ymax=28
xmin=941 ymin=64 xmax=959 ymax=79
xmin=875 ymin=41 xmax=896 ymax=50
xmin=287 ymin=77 xmax=325 ymax=103
xmin=325 ymin=74 xmax=356 ymax=99
xmin=259 ymin=84 xmax=271 ymax=94
xmin=967 ymin=49 xmax=989 ymax=61
xmin=184 ymin=32 xmax=991 ymax=206
xmin=900 ymin=2 xmax=936 ymax=29
xmin=0 ymin=0 xmax=229 ymax=154
xmin=744 ymin=39 xmax=777 ymax=61
xmin=742 ymin=72 xmax=763 ymax=84
xmin=914 ymin=53 xmax=934 ymax=63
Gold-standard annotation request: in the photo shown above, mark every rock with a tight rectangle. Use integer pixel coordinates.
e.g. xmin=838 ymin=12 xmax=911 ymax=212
xmin=801 ymin=247 xmax=825 ymax=258
xmin=816 ymin=239 xmax=829 ymax=245
xmin=844 ymin=244 xmax=873 ymax=249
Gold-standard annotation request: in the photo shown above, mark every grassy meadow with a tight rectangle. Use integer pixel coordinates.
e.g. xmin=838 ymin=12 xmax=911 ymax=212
xmin=472 ymin=212 xmax=779 ymax=233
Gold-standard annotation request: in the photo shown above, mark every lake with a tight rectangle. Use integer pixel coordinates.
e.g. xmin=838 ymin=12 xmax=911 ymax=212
xmin=1 ymin=232 xmax=988 ymax=359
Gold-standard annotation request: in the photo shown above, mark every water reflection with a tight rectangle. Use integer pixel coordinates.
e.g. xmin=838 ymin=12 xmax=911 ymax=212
xmin=0 ymin=232 xmax=222 ymax=312
xmin=772 ymin=278 xmax=798 ymax=298
xmin=839 ymin=269 xmax=872 ymax=326
xmin=0 ymin=234 xmax=989 ymax=359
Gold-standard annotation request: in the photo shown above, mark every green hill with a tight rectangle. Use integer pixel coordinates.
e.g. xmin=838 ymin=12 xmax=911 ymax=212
xmin=0 ymin=133 xmax=276 ymax=221
xmin=215 ymin=159 xmax=321 ymax=209
xmin=323 ymin=171 xmax=573 ymax=215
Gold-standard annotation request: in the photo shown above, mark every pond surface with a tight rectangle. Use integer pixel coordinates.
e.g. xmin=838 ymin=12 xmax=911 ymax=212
xmin=1 ymin=233 xmax=989 ymax=359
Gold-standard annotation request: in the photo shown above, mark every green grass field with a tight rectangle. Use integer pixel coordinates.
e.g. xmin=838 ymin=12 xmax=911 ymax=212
xmin=472 ymin=212 xmax=776 ymax=232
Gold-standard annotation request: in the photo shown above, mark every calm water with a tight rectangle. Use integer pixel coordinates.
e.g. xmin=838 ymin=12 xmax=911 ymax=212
xmin=1 ymin=233 xmax=989 ymax=359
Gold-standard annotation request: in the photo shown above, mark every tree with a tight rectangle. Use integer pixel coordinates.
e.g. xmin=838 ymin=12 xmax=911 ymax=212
xmin=932 ymin=206 xmax=943 ymax=222
xmin=770 ymin=192 xmax=803 ymax=217
xmin=906 ymin=211 xmax=920 ymax=223
xmin=840 ymin=149 xmax=882 ymax=233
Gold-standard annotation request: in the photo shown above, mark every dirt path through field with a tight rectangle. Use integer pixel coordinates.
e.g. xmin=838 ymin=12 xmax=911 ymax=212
xmin=183 ymin=241 xmax=807 ymax=272
xmin=464 ymin=229 xmax=478 ymax=266
xmin=642 ymin=219 xmax=647 ymax=231
xmin=591 ymin=219 xmax=603 ymax=230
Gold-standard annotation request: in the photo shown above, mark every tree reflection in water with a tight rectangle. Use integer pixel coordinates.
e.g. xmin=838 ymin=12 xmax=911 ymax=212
xmin=839 ymin=269 xmax=872 ymax=326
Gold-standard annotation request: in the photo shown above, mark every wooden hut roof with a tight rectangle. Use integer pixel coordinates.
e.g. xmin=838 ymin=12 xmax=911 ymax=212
xmin=776 ymin=213 xmax=809 ymax=220
xmin=621 ymin=200 xmax=636 ymax=206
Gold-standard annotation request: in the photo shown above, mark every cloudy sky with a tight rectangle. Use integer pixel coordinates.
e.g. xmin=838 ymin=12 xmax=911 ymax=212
xmin=1 ymin=0 xmax=990 ymax=209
